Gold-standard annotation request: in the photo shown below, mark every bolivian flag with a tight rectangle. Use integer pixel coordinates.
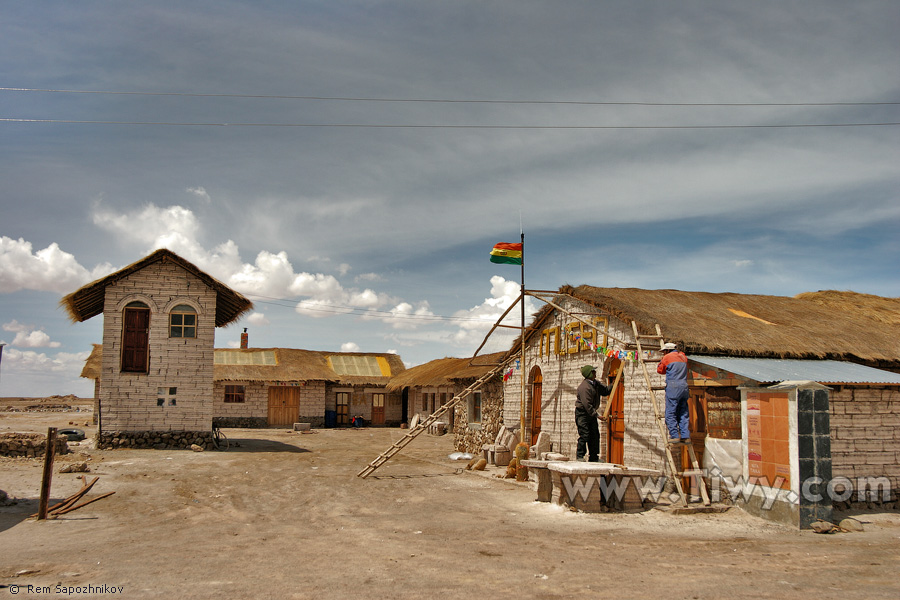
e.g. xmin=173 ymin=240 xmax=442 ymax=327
xmin=490 ymin=242 xmax=523 ymax=265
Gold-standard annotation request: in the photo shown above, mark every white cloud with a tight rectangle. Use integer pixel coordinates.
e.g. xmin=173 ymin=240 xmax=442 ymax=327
xmin=93 ymin=202 xmax=203 ymax=256
xmin=246 ymin=312 xmax=270 ymax=326
xmin=378 ymin=301 xmax=436 ymax=331
xmin=0 ymin=237 xmax=113 ymax=294
xmin=187 ymin=186 xmax=211 ymax=203
xmin=2 ymin=321 xmax=61 ymax=348
xmin=1 ymin=347 xmax=90 ymax=374
xmin=86 ymin=203 xmax=403 ymax=315
xmin=341 ymin=342 xmax=360 ymax=352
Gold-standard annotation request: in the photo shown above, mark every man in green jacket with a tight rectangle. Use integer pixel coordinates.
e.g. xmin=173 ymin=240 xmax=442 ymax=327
xmin=575 ymin=363 xmax=612 ymax=462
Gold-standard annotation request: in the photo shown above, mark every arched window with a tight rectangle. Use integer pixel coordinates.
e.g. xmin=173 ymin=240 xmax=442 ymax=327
xmin=169 ymin=304 xmax=197 ymax=338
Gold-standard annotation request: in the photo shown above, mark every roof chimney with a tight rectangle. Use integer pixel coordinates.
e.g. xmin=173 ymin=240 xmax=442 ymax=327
xmin=240 ymin=328 xmax=249 ymax=349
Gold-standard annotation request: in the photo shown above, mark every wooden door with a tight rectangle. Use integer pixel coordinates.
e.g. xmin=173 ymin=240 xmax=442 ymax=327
xmin=267 ymin=387 xmax=301 ymax=427
xmin=606 ymin=358 xmax=625 ymax=464
xmin=121 ymin=307 xmax=150 ymax=373
xmin=681 ymin=389 xmax=708 ymax=491
xmin=371 ymin=393 xmax=385 ymax=425
xmin=529 ymin=367 xmax=542 ymax=444
xmin=336 ymin=392 xmax=350 ymax=426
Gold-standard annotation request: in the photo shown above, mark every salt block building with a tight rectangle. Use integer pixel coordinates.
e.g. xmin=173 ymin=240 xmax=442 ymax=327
xmin=82 ymin=343 xmax=406 ymax=430
xmin=62 ymin=249 xmax=252 ymax=449
xmin=501 ymin=286 xmax=900 ymax=527
xmin=212 ymin=346 xmax=405 ymax=428
xmin=385 ymin=352 xmax=506 ymax=449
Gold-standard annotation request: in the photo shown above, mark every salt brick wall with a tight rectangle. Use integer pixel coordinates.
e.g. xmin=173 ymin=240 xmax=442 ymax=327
xmin=324 ymin=384 xmax=400 ymax=424
xmin=830 ymin=387 xmax=900 ymax=494
xmin=297 ymin=382 xmax=327 ymax=420
xmin=99 ymin=261 xmax=217 ymax=433
xmin=213 ymin=381 xmax=269 ymax=419
xmin=213 ymin=381 xmax=328 ymax=424
xmin=501 ymin=297 xmax=666 ymax=471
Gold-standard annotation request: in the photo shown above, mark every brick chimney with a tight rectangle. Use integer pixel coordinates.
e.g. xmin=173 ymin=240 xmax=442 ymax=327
xmin=240 ymin=328 xmax=249 ymax=349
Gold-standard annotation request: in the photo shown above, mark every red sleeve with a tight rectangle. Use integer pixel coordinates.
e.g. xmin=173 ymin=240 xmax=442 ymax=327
xmin=657 ymin=354 xmax=670 ymax=374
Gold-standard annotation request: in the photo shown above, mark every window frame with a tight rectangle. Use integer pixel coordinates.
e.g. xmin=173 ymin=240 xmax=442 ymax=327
xmin=224 ymin=384 xmax=246 ymax=404
xmin=468 ymin=391 xmax=482 ymax=424
xmin=169 ymin=304 xmax=197 ymax=339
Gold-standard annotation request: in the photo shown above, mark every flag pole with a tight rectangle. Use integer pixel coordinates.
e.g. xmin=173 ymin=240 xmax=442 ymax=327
xmin=519 ymin=229 xmax=527 ymax=441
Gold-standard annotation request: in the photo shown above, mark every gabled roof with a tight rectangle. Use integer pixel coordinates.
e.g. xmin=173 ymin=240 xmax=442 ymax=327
xmin=60 ymin=248 xmax=253 ymax=327
xmin=386 ymin=352 xmax=506 ymax=391
xmin=525 ymin=286 xmax=900 ymax=368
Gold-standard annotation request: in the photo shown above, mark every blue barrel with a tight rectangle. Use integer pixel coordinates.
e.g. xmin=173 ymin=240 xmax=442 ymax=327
xmin=324 ymin=410 xmax=337 ymax=428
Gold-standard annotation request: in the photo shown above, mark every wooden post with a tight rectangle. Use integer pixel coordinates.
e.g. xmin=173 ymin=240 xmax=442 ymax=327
xmin=37 ymin=427 xmax=57 ymax=520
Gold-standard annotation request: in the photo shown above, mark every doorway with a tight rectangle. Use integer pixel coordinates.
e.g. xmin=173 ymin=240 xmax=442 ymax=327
xmin=605 ymin=357 xmax=625 ymax=464
xmin=267 ymin=387 xmax=300 ymax=427
xmin=336 ymin=392 xmax=350 ymax=426
xmin=529 ymin=366 xmax=542 ymax=444
xmin=371 ymin=393 xmax=385 ymax=425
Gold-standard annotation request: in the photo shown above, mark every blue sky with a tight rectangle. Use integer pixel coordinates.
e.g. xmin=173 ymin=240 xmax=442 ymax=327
xmin=1 ymin=1 xmax=898 ymax=397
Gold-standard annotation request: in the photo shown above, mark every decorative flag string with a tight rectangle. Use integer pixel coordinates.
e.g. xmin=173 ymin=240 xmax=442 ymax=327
xmin=570 ymin=333 xmax=649 ymax=362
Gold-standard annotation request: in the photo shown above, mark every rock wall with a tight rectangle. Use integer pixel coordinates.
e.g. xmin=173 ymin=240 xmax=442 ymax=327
xmin=0 ymin=433 xmax=70 ymax=458
xmin=97 ymin=430 xmax=214 ymax=450
xmin=212 ymin=416 xmax=269 ymax=429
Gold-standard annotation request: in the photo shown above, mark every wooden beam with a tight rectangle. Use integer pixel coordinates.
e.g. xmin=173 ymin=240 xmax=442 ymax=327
xmin=37 ymin=427 xmax=57 ymax=520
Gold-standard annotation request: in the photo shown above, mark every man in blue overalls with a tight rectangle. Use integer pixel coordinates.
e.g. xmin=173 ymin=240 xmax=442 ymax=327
xmin=657 ymin=342 xmax=690 ymax=443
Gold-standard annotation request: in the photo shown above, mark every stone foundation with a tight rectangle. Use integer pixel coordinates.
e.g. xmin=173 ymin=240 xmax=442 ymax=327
xmin=298 ymin=416 xmax=325 ymax=428
xmin=97 ymin=430 xmax=214 ymax=450
xmin=213 ymin=416 xmax=268 ymax=429
xmin=0 ymin=433 xmax=70 ymax=458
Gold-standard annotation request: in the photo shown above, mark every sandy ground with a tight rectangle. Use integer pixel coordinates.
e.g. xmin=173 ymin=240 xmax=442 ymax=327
xmin=1 ymin=399 xmax=899 ymax=600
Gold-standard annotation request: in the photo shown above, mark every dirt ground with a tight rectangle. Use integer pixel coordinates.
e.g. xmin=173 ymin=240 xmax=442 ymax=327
xmin=2 ymin=399 xmax=899 ymax=600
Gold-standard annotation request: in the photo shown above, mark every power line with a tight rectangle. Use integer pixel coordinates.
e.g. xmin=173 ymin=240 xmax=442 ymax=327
xmin=2 ymin=86 xmax=898 ymax=106
xmin=3 ymin=117 xmax=899 ymax=129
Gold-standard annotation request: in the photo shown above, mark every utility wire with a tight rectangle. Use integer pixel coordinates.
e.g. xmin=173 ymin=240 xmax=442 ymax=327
xmin=2 ymin=87 xmax=898 ymax=106
xmin=2 ymin=117 xmax=899 ymax=129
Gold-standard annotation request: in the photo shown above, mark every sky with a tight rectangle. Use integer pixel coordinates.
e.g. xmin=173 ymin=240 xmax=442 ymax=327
xmin=1 ymin=1 xmax=898 ymax=397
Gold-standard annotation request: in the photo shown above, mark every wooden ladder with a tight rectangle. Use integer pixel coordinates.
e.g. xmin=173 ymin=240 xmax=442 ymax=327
xmin=357 ymin=362 xmax=509 ymax=479
xmin=630 ymin=321 xmax=710 ymax=507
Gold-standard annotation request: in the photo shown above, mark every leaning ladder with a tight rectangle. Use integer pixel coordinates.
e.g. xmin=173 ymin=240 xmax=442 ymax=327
xmin=357 ymin=361 xmax=510 ymax=479
xmin=631 ymin=321 xmax=710 ymax=507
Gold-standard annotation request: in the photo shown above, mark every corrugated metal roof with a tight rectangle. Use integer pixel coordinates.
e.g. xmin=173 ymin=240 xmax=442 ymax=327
xmin=687 ymin=356 xmax=900 ymax=385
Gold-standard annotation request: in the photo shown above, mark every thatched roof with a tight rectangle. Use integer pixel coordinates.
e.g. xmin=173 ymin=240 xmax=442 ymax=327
xmin=525 ymin=286 xmax=900 ymax=367
xmin=80 ymin=344 xmax=102 ymax=379
xmin=81 ymin=345 xmax=406 ymax=385
xmin=386 ymin=352 xmax=506 ymax=391
xmin=214 ymin=348 xmax=406 ymax=385
xmin=60 ymin=248 xmax=253 ymax=328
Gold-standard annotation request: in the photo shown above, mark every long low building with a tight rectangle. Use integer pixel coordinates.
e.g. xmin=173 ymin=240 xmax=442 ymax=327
xmin=82 ymin=344 xmax=406 ymax=430
xmin=499 ymin=286 xmax=900 ymax=528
